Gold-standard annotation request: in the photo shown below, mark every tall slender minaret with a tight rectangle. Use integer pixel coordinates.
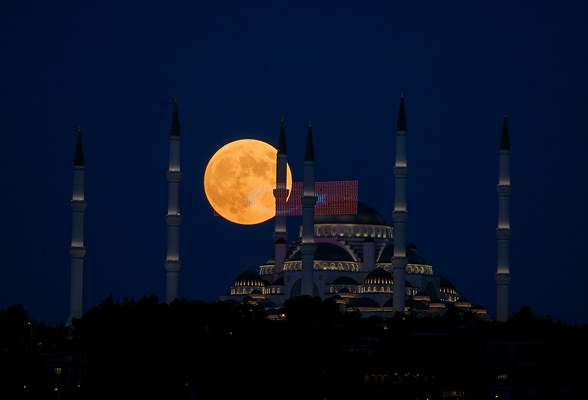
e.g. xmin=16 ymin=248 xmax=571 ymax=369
xmin=273 ymin=117 xmax=288 ymax=274
xmin=496 ymin=116 xmax=512 ymax=321
xmin=301 ymin=122 xmax=316 ymax=296
xmin=67 ymin=128 xmax=86 ymax=325
xmin=392 ymin=96 xmax=408 ymax=313
xmin=164 ymin=100 xmax=182 ymax=303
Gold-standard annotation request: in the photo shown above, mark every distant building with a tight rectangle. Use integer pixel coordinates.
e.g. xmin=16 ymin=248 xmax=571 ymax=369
xmin=220 ymin=96 xmax=511 ymax=319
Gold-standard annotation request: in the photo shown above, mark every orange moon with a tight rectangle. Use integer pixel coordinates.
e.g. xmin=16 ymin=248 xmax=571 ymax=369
xmin=204 ymin=139 xmax=293 ymax=225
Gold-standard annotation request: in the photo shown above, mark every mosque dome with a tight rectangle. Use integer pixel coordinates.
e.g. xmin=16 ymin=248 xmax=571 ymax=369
xmin=289 ymin=242 xmax=354 ymax=262
xmin=233 ymin=270 xmax=266 ymax=287
xmin=314 ymin=201 xmax=387 ymax=226
xmin=363 ymin=268 xmax=393 ymax=285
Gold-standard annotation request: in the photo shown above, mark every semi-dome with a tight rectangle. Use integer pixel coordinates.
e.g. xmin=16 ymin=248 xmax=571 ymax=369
xmin=378 ymin=243 xmax=429 ymax=264
xmin=364 ymin=268 xmax=393 ymax=285
xmin=233 ymin=270 xmax=266 ymax=287
xmin=439 ymin=277 xmax=456 ymax=290
xmin=314 ymin=201 xmax=387 ymax=226
xmin=330 ymin=276 xmax=359 ymax=285
xmin=289 ymin=242 xmax=354 ymax=262
xmin=406 ymin=243 xmax=428 ymax=264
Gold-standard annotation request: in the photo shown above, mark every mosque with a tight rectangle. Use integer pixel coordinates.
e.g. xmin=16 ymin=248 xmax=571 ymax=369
xmin=219 ymin=97 xmax=512 ymax=319
xmin=65 ymin=97 xmax=512 ymax=323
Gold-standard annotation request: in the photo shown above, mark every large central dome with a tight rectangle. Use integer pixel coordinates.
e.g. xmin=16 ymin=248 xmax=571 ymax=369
xmin=314 ymin=201 xmax=388 ymax=226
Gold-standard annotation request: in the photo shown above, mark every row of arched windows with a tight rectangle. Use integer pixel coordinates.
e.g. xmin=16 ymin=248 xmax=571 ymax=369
xmin=315 ymin=224 xmax=392 ymax=239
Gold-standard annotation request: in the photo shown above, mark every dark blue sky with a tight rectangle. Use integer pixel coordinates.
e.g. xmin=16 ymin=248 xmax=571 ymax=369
xmin=1 ymin=0 xmax=586 ymax=324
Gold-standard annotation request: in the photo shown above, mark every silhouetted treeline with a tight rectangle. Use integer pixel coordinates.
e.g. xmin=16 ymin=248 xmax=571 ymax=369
xmin=1 ymin=299 xmax=586 ymax=399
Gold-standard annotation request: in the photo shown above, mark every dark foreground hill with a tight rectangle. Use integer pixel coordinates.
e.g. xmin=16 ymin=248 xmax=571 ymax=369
xmin=1 ymin=297 xmax=586 ymax=399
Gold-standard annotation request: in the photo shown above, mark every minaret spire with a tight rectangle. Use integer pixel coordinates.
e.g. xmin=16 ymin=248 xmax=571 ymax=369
xmin=74 ymin=127 xmax=85 ymax=166
xmin=273 ymin=117 xmax=288 ymax=274
xmin=496 ymin=115 xmax=512 ymax=321
xmin=170 ymin=99 xmax=181 ymax=137
xmin=392 ymin=96 xmax=408 ymax=313
xmin=301 ymin=121 xmax=316 ymax=296
xmin=396 ymin=94 xmax=407 ymax=131
xmin=67 ymin=127 xmax=87 ymax=325
xmin=278 ymin=115 xmax=287 ymax=155
xmin=304 ymin=121 xmax=314 ymax=161
xmin=164 ymin=100 xmax=182 ymax=303
xmin=500 ymin=115 xmax=510 ymax=150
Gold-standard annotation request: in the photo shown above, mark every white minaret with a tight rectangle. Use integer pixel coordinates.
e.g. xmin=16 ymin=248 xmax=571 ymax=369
xmin=301 ymin=122 xmax=316 ymax=296
xmin=67 ymin=128 xmax=86 ymax=325
xmin=496 ymin=116 xmax=512 ymax=321
xmin=392 ymin=96 xmax=408 ymax=313
xmin=273 ymin=117 xmax=288 ymax=274
xmin=164 ymin=101 xmax=182 ymax=303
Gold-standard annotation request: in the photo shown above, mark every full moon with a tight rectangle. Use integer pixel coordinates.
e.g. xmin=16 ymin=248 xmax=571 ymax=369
xmin=204 ymin=139 xmax=293 ymax=225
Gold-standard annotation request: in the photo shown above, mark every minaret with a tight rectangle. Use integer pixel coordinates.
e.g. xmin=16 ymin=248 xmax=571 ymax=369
xmin=67 ymin=128 xmax=86 ymax=325
xmin=392 ymin=96 xmax=408 ymax=313
xmin=273 ymin=117 xmax=288 ymax=274
xmin=164 ymin=100 xmax=182 ymax=303
xmin=496 ymin=116 xmax=512 ymax=321
xmin=301 ymin=122 xmax=316 ymax=296
xmin=362 ymin=238 xmax=375 ymax=271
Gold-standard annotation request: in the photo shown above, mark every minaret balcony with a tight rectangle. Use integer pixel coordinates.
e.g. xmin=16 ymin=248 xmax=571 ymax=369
xmin=393 ymin=166 xmax=408 ymax=177
xmin=496 ymin=228 xmax=511 ymax=240
xmin=69 ymin=246 xmax=86 ymax=258
xmin=70 ymin=200 xmax=86 ymax=211
xmin=166 ymin=170 xmax=182 ymax=182
xmin=497 ymin=184 xmax=511 ymax=195
xmin=166 ymin=214 xmax=182 ymax=226
xmin=392 ymin=210 xmax=408 ymax=222
xmin=495 ymin=273 xmax=511 ymax=285
xmin=165 ymin=259 xmax=181 ymax=272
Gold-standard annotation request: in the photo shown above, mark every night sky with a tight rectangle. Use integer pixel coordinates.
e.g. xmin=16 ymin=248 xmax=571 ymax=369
xmin=1 ymin=0 xmax=587 ymax=324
